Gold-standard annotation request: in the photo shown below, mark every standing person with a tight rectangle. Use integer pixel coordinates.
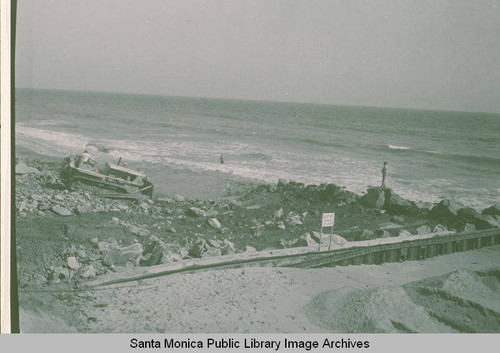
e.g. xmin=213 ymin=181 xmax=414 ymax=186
xmin=218 ymin=154 xmax=224 ymax=165
xmin=381 ymin=161 xmax=387 ymax=188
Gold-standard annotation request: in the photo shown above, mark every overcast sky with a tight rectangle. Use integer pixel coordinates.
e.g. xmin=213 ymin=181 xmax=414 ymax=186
xmin=16 ymin=0 xmax=500 ymax=113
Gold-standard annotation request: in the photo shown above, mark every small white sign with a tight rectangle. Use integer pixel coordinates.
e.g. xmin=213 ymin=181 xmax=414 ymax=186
xmin=322 ymin=212 xmax=335 ymax=227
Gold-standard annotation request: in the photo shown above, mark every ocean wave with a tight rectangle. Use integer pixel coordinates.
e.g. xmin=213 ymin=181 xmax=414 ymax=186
xmin=34 ymin=120 xmax=59 ymax=126
xmin=384 ymin=143 xmax=500 ymax=168
xmin=85 ymin=143 xmax=110 ymax=153
xmin=16 ymin=125 xmax=91 ymax=155
xmin=388 ymin=144 xmax=410 ymax=150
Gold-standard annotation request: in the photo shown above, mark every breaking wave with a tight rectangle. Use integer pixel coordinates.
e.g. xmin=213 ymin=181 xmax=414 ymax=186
xmin=388 ymin=144 xmax=410 ymax=150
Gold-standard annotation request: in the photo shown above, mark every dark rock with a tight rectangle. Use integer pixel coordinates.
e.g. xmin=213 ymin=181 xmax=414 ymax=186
xmin=140 ymin=238 xmax=183 ymax=266
xmin=186 ymin=207 xmax=217 ymax=218
xmin=52 ymin=266 xmax=70 ymax=280
xmin=140 ymin=239 xmax=166 ymax=266
xmin=399 ymin=230 xmax=412 ymax=237
xmin=188 ymin=239 xmax=209 ymax=258
xmin=375 ymin=229 xmax=391 ymax=238
xmin=318 ymin=184 xmax=339 ymax=202
xmin=482 ymin=204 xmax=500 ymax=217
xmin=464 ymin=223 xmax=476 ymax=232
xmin=359 ymin=187 xmax=385 ymax=209
xmin=309 ymin=231 xmax=321 ymax=244
xmin=359 ymin=229 xmax=376 ymax=240
xmin=457 ymin=207 xmax=494 ymax=230
xmin=383 ymin=189 xmax=416 ymax=214
xmin=429 ymin=200 xmax=464 ymax=224
xmin=301 ymin=232 xmax=318 ymax=246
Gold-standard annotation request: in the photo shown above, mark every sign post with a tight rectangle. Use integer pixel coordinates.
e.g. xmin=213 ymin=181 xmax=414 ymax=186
xmin=319 ymin=213 xmax=335 ymax=252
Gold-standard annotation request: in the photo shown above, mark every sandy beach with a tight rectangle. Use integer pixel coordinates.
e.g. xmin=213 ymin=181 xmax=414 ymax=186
xmin=20 ymin=246 xmax=500 ymax=333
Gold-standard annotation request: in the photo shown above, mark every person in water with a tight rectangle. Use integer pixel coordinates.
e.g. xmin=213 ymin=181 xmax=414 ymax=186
xmin=218 ymin=154 xmax=224 ymax=165
xmin=381 ymin=161 xmax=387 ymax=188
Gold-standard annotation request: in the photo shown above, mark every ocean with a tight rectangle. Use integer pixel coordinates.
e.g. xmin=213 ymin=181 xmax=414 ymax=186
xmin=15 ymin=88 xmax=500 ymax=209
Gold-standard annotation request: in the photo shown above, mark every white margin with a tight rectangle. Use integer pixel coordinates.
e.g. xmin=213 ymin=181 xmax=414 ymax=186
xmin=0 ymin=0 xmax=12 ymax=333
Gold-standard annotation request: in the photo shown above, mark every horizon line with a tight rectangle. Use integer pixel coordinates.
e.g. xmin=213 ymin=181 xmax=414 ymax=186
xmin=15 ymin=86 xmax=500 ymax=116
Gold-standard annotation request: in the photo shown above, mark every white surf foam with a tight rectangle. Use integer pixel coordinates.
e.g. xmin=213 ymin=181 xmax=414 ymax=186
xmin=388 ymin=144 xmax=410 ymax=150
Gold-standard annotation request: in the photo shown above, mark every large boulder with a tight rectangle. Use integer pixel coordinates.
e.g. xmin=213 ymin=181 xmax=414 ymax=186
xmin=398 ymin=230 xmax=412 ymax=237
xmin=81 ymin=265 xmax=97 ymax=279
xmin=16 ymin=161 xmax=39 ymax=175
xmin=52 ymin=266 xmax=70 ymax=281
xmin=359 ymin=188 xmax=386 ymax=209
xmin=188 ymin=239 xmax=209 ymax=258
xmin=416 ymin=225 xmax=431 ymax=235
xmin=375 ymin=229 xmax=391 ymax=238
xmin=464 ymin=223 xmax=476 ymax=232
xmin=429 ymin=200 xmax=464 ymax=224
xmin=102 ymin=243 xmax=143 ymax=267
xmin=51 ymin=205 xmax=72 ymax=216
xmin=318 ymin=184 xmax=339 ymax=202
xmin=186 ymin=207 xmax=206 ymax=217
xmin=220 ymin=239 xmax=236 ymax=255
xmin=383 ymin=189 xmax=416 ymax=215
xmin=433 ymin=224 xmax=448 ymax=233
xmin=140 ymin=238 xmax=168 ymax=266
xmin=457 ymin=207 xmax=494 ymax=230
xmin=67 ymin=257 xmax=81 ymax=271
xmin=482 ymin=204 xmax=500 ymax=217
xmin=301 ymin=232 xmax=319 ymax=247
xmin=359 ymin=229 xmax=376 ymax=241
xmin=331 ymin=234 xmax=348 ymax=245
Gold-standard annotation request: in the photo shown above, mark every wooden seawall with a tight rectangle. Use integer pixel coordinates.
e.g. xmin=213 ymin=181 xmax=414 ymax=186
xmin=88 ymin=228 xmax=500 ymax=288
